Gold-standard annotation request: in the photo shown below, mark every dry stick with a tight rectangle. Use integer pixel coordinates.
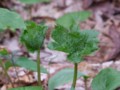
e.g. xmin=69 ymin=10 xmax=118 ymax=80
xmin=37 ymin=49 xmax=41 ymax=86
xmin=72 ymin=63 xmax=78 ymax=89
xmin=0 ymin=60 xmax=14 ymax=87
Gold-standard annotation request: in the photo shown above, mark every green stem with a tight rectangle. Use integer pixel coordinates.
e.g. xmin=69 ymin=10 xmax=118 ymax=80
xmin=72 ymin=63 xmax=78 ymax=89
xmin=0 ymin=60 xmax=14 ymax=87
xmin=37 ymin=49 xmax=41 ymax=86
xmin=84 ymin=76 xmax=88 ymax=90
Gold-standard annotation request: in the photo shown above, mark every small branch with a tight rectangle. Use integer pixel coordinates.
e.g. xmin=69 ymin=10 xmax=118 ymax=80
xmin=0 ymin=60 xmax=14 ymax=87
xmin=71 ymin=63 xmax=78 ymax=89
xmin=37 ymin=49 xmax=41 ymax=86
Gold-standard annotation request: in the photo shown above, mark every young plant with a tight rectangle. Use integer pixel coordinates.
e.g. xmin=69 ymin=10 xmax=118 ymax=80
xmin=0 ymin=8 xmax=47 ymax=90
xmin=0 ymin=49 xmax=48 ymax=90
xmin=20 ymin=21 xmax=48 ymax=87
xmin=92 ymin=68 xmax=120 ymax=90
xmin=0 ymin=48 xmax=14 ymax=87
xmin=48 ymin=11 xmax=99 ymax=90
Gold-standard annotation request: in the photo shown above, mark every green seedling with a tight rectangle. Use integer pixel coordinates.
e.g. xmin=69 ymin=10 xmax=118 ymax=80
xmin=48 ymin=11 xmax=99 ymax=90
xmin=0 ymin=60 xmax=14 ymax=87
xmin=20 ymin=21 xmax=48 ymax=87
xmin=0 ymin=49 xmax=48 ymax=89
xmin=0 ymin=48 xmax=14 ymax=87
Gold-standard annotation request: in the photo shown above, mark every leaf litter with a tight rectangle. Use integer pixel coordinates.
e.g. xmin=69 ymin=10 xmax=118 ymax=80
xmin=1 ymin=0 xmax=120 ymax=90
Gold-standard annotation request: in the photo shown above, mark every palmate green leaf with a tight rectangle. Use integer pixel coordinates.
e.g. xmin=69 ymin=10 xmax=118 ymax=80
xmin=0 ymin=8 xmax=26 ymax=31
xmin=48 ymin=25 xmax=99 ymax=63
xmin=19 ymin=0 xmax=50 ymax=4
xmin=9 ymin=86 xmax=43 ymax=90
xmin=14 ymin=57 xmax=48 ymax=73
xmin=92 ymin=68 xmax=120 ymax=90
xmin=20 ymin=21 xmax=48 ymax=52
xmin=56 ymin=11 xmax=91 ymax=29
xmin=48 ymin=68 xmax=85 ymax=90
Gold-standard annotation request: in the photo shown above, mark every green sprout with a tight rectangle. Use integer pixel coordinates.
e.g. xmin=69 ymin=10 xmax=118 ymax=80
xmin=20 ymin=21 xmax=48 ymax=87
xmin=48 ymin=11 xmax=99 ymax=90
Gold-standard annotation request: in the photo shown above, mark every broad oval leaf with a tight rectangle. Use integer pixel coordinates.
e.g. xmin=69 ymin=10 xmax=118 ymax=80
xmin=9 ymin=86 xmax=43 ymax=90
xmin=20 ymin=21 xmax=48 ymax=52
xmin=70 ymin=87 xmax=75 ymax=90
xmin=92 ymin=68 xmax=120 ymax=90
xmin=56 ymin=11 xmax=91 ymax=29
xmin=48 ymin=25 xmax=99 ymax=63
xmin=0 ymin=8 xmax=26 ymax=31
xmin=19 ymin=0 xmax=50 ymax=4
xmin=48 ymin=68 xmax=85 ymax=90
xmin=14 ymin=57 xmax=48 ymax=73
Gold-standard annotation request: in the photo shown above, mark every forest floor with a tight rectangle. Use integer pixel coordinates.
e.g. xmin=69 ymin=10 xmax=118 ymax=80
xmin=0 ymin=0 xmax=120 ymax=90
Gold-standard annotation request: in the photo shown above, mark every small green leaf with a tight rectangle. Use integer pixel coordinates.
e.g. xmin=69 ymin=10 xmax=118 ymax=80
xmin=20 ymin=21 xmax=48 ymax=52
xmin=0 ymin=8 xmax=26 ymax=31
xmin=9 ymin=86 xmax=43 ymax=90
xmin=25 ymin=21 xmax=37 ymax=29
xmin=48 ymin=68 xmax=84 ymax=90
xmin=56 ymin=11 xmax=91 ymax=29
xmin=19 ymin=0 xmax=50 ymax=4
xmin=92 ymin=68 xmax=120 ymax=90
xmin=0 ymin=48 xmax=9 ymax=56
xmin=4 ymin=61 xmax=13 ymax=70
xmin=14 ymin=57 xmax=47 ymax=73
xmin=0 ymin=48 xmax=10 ymax=60
xmin=48 ymin=25 xmax=99 ymax=63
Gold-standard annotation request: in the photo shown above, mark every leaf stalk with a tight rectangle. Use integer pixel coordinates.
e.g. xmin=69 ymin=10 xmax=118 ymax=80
xmin=72 ymin=63 xmax=78 ymax=89
xmin=0 ymin=60 xmax=14 ymax=87
xmin=37 ymin=49 xmax=41 ymax=86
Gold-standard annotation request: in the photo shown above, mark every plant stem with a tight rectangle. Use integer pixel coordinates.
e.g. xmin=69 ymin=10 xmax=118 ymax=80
xmin=72 ymin=63 xmax=78 ymax=89
xmin=37 ymin=49 xmax=41 ymax=86
xmin=84 ymin=76 xmax=88 ymax=90
xmin=0 ymin=60 xmax=14 ymax=87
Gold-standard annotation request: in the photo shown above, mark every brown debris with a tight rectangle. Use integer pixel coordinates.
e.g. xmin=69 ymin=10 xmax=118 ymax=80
xmin=105 ymin=24 xmax=120 ymax=61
